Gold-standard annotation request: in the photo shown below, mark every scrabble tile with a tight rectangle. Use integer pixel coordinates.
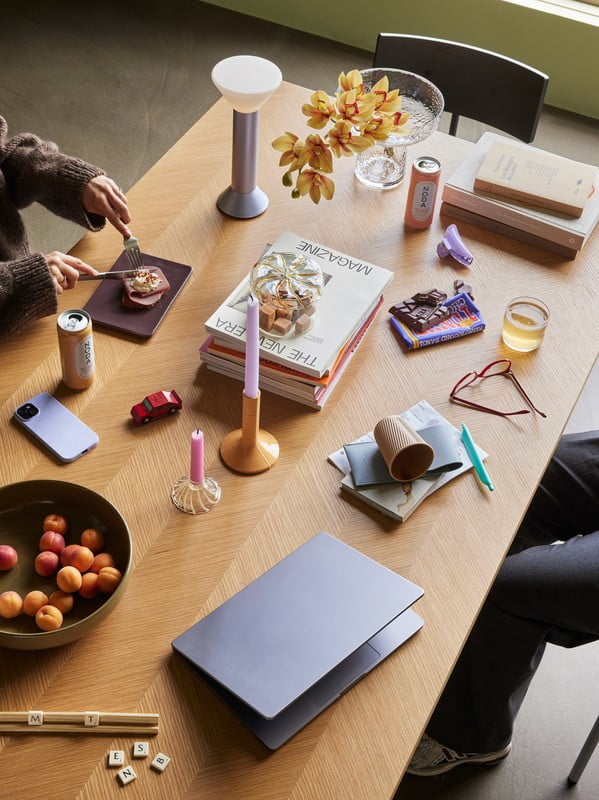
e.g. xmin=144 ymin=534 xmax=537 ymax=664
xmin=108 ymin=750 xmax=125 ymax=767
xmin=117 ymin=765 xmax=137 ymax=786
xmin=27 ymin=710 xmax=43 ymax=726
xmin=132 ymin=741 xmax=149 ymax=758
xmin=150 ymin=752 xmax=171 ymax=773
xmin=84 ymin=712 xmax=100 ymax=727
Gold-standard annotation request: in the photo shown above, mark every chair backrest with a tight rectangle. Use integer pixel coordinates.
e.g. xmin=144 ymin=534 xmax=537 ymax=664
xmin=374 ymin=33 xmax=549 ymax=142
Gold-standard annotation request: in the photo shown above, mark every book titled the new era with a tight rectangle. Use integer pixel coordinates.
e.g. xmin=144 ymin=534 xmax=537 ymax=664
xmin=474 ymin=140 xmax=597 ymax=218
xmin=204 ymin=231 xmax=393 ymax=378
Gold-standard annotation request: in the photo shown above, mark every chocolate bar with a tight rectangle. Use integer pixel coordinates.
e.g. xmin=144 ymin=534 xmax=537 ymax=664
xmin=389 ymin=289 xmax=451 ymax=333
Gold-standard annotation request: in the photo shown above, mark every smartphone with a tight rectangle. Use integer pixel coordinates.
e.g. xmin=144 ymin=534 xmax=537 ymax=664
xmin=13 ymin=392 xmax=99 ymax=463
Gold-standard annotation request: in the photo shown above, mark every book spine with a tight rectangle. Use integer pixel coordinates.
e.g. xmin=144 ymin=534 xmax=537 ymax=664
xmin=440 ymin=203 xmax=578 ymax=259
xmin=472 ymin=179 xmax=583 ymax=217
xmin=442 ymin=184 xmax=585 ymax=248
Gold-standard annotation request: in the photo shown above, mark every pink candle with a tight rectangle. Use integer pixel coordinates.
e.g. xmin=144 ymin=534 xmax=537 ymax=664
xmin=244 ymin=294 xmax=260 ymax=398
xmin=190 ymin=429 xmax=205 ymax=484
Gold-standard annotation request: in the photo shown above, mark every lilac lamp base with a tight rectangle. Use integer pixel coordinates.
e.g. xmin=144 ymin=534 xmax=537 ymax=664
xmin=216 ymin=186 xmax=268 ymax=219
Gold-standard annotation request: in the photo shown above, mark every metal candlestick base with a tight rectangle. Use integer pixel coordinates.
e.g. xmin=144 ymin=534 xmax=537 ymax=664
xmin=171 ymin=476 xmax=221 ymax=514
xmin=220 ymin=391 xmax=279 ymax=474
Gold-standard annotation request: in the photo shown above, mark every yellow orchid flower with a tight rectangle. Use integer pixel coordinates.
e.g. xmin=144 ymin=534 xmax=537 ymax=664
xmin=336 ymin=89 xmax=376 ymax=125
xmin=302 ymin=90 xmax=336 ymax=129
xmin=337 ymin=69 xmax=363 ymax=93
xmin=327 ymin=120 xmax=371 ymax=157
xmin=271 ymin=132 xmax=307 ymax=172
xmin=361 ymin=116 xmax=395 ymax=143
xmin=296 ymin=170 xmax=335 ymax=204
xmin=303 ymin=134 xmax=334 ymax=173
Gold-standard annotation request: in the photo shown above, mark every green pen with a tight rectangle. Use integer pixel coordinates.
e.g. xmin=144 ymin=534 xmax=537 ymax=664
xmin=461 ymin=423 xmax=494 ymax=491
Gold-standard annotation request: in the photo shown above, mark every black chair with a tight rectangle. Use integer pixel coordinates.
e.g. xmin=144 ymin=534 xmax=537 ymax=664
xmin=373 ymin=33 xmax=549 ymax=142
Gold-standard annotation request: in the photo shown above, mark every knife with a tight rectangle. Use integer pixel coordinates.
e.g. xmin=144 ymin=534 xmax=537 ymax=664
xmin=79 ymin=269 xmax=159 ymax=281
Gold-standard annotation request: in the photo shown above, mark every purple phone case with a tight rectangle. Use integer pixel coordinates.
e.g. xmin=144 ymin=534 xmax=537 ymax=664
xmin=14 ymin=393 xmax=98 ymax=462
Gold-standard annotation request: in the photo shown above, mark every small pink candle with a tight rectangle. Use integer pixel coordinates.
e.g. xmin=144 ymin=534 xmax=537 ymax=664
xmin=244 ymin=294 xmax=260 ymax=399
xmin=190 ymin=429 xmax=205 ymax=484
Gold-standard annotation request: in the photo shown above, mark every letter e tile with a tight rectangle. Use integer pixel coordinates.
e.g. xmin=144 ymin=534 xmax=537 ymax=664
xmin=108 ymin=750 xmax=125 ymax=767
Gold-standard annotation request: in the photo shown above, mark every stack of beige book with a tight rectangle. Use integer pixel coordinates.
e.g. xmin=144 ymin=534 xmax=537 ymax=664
xmin=441 ymin=132 xmax=599 ymax=258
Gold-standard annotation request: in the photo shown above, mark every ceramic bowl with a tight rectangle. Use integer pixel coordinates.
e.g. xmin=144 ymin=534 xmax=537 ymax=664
xmin=0 ymin=480 xmax=132 ymax=650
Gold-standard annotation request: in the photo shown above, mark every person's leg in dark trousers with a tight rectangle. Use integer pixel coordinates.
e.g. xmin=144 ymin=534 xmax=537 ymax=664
xmin=426 ymin=430 xmax=599 ymax=754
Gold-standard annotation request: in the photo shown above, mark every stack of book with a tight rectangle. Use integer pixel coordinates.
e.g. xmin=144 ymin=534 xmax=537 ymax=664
xmin=441 ymin=132 xmax=599 ymax=259
xmin=200 ymin=231 xmax=393 ymax=409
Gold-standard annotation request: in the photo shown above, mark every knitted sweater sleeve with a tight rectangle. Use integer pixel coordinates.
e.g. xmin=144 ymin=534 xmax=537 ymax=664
xmin=0 ymin=117 xmax=106 ymax=232
xmin=0 ymin=253 xmax=57 ymax=337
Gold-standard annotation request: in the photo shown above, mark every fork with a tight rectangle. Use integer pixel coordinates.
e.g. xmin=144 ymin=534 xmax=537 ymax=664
xmin=123 ymin=234 xmax=143 ymax=269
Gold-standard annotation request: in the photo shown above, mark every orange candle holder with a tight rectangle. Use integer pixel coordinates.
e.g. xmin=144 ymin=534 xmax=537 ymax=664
xmin=220 ymin=391 xmax=279 ymax=474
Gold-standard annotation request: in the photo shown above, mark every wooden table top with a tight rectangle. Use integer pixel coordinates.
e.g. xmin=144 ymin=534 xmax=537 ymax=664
xmin=1 ymin=81 xmax=598 ymax=800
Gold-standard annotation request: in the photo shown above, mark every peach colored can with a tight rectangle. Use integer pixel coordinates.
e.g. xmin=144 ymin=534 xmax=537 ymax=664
xmin=404 ymin=156 xmax=441 ymax=229
xmin=57 ymin=309 xmax=95 ymax=389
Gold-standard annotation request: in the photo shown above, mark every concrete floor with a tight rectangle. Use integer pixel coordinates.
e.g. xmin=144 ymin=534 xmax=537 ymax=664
xmin=2 ymin=1 xmax=598 ymax=797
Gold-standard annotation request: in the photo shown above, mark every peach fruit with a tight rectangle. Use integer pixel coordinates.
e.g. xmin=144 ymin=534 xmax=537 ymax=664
xmin=35 ymin=551 xmax=59 ymax=577
xmin=0 ymin=590 xmax=23 ymax=618
xmin=48 ymin=591 xmax=74 ymax=614
xmin=97 ymin=566 xmax=122 ymax=594
xmin=39 ymin=531 xmax=65 ymax=554
xmin=0 ymin=544 xmax=18 ymax=571
xmin=79 ymin=572 xmax=99 ymax=599
xmin=23 ymin=590 xmax=49 ymax=616
xmin=80 ymin=528 xmax=104 ymax=553
xmin=56 ymin=565 xmax=82 ymax=593
xmin=90 ymin=552 xmax=115 ymax=573
xmin=35 ymin=604 xmax=63 ymax=631
xmin=43 ymin=513 xmax=68 ymax=535
xmin=60 ymin=544 xmax=94 ymax=573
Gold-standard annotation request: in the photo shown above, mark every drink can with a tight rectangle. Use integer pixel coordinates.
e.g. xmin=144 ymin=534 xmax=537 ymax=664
xmin=404 ymin=156 xmax=442 ymax=229
xmin=57 ymin=309 xmax=95 ymax=389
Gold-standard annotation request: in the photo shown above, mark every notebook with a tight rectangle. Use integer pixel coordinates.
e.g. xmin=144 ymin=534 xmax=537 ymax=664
xmin=172 ymin=531 xmax=424 ymax=749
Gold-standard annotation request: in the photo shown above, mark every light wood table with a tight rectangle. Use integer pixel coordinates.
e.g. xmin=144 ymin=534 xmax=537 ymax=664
xmin=1 ymin=82 xmax=597 ymax=800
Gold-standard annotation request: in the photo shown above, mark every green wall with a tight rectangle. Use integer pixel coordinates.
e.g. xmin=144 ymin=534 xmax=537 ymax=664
xmin=204 ymin=0 xmax=599 ymax=119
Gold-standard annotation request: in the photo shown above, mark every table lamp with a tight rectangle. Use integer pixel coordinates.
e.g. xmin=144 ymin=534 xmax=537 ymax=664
xmin=211 ymin=55 xmax=282 ymax=219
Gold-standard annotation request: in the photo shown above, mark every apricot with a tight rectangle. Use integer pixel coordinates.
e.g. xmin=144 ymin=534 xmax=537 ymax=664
xmin=0 ymin=544 xmax=18 ymax=571
xmin=80 ymin=528 xmax=104 ymax=553
xmin=48 ymin=590 xmax=74 ymax=614
xmin=97 ymin=566 xmax=122 ymax=594
xmin=56 ymin=565 xmax=82 ymax=593
xmin=39 ymin=531 xmax=65 ymax=555
xmin=60 ymin=544 xmax=94 ymax=573
xmin=23 ymin=590 xmax=49 ymax=616
xmin=35 ymin=550 xmax=59 ymax=577
xmin=79 ymin=572 xmax=99 ymax=599
xmin=43 ymin=514 xmax=68 ymax=535
xmin=90 ymin=552 xmax=115 ymax=573
xmin=0 ymin=590 xmax=23 ymax=618
xmin=35 ymin=604 xmax=63 ymax=631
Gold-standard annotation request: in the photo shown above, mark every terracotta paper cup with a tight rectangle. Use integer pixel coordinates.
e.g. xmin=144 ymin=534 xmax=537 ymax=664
xmin=373 ymin=416 xmax=434 ymax=481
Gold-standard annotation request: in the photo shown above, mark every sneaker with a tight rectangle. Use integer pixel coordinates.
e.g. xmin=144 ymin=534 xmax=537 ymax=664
xmin=406 ymin=733 xmax=512 ymax=777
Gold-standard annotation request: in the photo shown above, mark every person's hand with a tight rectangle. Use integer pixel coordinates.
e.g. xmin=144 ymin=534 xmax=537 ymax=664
xmin=44 ymin=252 xmax=98 ymax=294
xmin=82 ymin=175 xmax=132 ymax=237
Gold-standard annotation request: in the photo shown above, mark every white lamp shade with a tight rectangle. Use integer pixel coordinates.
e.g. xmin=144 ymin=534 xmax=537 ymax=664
xmin=211 ymin=56 xmax=282 ymax=113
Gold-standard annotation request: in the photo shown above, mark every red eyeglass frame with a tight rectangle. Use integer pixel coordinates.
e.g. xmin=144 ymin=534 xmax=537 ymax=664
xmin=449 ymin=359 xmax=547 ymax=418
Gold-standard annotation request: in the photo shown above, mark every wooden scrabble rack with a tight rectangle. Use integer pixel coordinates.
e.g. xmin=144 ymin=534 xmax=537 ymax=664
xmin=0 ymin=711 xmax=159 ymax=735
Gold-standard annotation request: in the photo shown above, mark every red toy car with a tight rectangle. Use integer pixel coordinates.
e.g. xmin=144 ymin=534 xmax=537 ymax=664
xmin=130 ymin=390 xmax=183 ymax=425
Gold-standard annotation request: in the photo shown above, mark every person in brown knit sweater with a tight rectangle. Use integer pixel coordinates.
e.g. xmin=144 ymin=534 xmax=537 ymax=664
xmin=0 ymin=115 xmax=132 ymax=337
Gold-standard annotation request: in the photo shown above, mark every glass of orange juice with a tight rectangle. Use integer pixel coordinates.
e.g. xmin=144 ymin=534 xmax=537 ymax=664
xmin=502 ymin=296 xmax=549 ymax=352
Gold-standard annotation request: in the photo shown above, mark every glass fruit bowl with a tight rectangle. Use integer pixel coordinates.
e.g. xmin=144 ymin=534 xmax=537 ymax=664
xmin=355 ymin=68 xmax=445 ymax=189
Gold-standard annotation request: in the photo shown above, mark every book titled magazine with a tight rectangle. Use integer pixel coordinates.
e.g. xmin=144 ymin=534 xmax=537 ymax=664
xmin=204 ymin=231 xmax=393 ymax=378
